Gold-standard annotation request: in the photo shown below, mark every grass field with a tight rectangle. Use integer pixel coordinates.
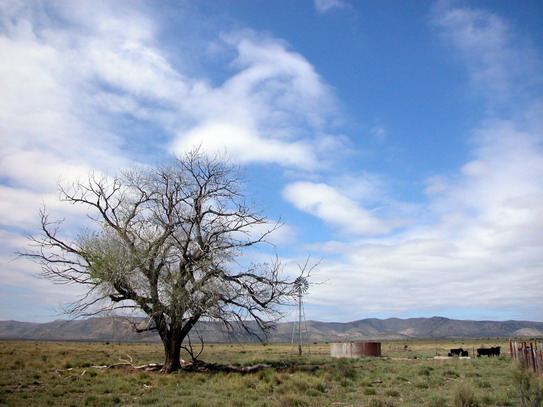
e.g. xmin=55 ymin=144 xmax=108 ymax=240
xmin=1 ymin=339 xmax=541 ymax=406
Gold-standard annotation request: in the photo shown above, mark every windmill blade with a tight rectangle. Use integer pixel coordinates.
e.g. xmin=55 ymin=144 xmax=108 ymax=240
xmin=294 ymin=276 xmax=309 ymax=293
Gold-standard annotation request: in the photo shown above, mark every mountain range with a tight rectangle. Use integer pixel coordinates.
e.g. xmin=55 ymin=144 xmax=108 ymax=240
xmin=1 ymin=316 xmax=542 ymax=343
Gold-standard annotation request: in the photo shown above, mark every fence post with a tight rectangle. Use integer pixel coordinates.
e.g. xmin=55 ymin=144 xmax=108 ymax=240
xmin=530 ymin=346 xmax=537 ymax=373
xmin=510 ymin=341 xmax=542 ymax=376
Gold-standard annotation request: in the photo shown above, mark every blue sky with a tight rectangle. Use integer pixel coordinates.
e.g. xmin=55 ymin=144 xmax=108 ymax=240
xmin=1 ymin=0 xmax=542 ymax=323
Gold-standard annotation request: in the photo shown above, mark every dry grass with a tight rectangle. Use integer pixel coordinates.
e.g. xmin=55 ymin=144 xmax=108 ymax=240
xmin=0 ymin=338 xmax=532 ymax=406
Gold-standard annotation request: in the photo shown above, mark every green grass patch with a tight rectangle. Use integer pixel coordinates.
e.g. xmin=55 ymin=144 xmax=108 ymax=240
xmin=0 ymin=339 xmax=531 ymax=406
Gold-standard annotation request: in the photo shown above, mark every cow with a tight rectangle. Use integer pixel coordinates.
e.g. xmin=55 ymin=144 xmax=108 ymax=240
xmin=448 ymin=348 xmax=469 ymax=357
xmin=477 ymin=346 xmax=500 ymax=357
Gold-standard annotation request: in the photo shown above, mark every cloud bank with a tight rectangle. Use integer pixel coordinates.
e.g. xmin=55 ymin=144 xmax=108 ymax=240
xmin=293 ymin=4 xmax=543 ymax=321
xmin=0 ymin=1 xmax=343 ymax=320
xmin=0 ymin=1 xmax=541 ymax=323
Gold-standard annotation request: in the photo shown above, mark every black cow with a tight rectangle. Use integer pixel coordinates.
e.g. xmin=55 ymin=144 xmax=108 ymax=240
xmin=477 ymin=346 xmax=500 ymax=357
xmin=448 ymin=348 xmax=469 ymax=357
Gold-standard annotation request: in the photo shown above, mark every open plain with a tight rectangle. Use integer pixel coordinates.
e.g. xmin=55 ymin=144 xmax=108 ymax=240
xmin=1 ymin=339 xmax=541 ymax=406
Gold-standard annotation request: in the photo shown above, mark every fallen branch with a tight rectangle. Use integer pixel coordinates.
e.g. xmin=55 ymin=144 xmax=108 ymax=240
xmin=86 ymin=360 xmax=319 ymax=374
xmin=90 ymin=354 xmax=162 ymax=371
xmin=66 ymin=369 xmax=87 ymax=381
xmin=182 ymin=361 xmax=271 ymax=373
xmin=90 ymin=362 xmax=163 ymax=371
xmin=135 ymin=363 xmax=163 ymax=372
xmin=119 ymin=354 xmax=133 ymax=364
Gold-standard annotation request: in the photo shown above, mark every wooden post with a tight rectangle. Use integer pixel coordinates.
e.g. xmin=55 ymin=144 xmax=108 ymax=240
xmin=530 ymin=344 xmax=536 ymax=373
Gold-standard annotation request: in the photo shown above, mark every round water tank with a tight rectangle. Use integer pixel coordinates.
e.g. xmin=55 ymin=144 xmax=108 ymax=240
xmin=330 ymin=342 xmax=382 ymax=358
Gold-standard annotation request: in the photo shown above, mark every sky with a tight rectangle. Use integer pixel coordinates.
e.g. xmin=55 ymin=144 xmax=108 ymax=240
xmin=1 ymin=0 xmax=542 ymax=324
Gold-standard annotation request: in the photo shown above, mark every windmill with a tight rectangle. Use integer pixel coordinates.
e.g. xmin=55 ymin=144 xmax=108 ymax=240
xmin=291 ymin=276 xmax=309 ymax=355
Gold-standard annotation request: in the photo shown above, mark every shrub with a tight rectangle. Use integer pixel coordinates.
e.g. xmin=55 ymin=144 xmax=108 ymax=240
xmin=512 ymin=363 xmax=543 ymax=407
xmin=427 ymin=395 xmax=447 ymax=407
xmin=385 ymin=389 xmax=400 ymax=397
xmin=419 ymin=368 xmax=432 ymax=377
xmin=84 ymin=396 xmax=97 ymax=406
xmin=479 ymin=394 xmax=494 ymax=405
xmin=326 ymin=358 xmax=359 ymax=381
xmin=139 ymin=397 xmax=160 ymax=405
xmin=475 ymin=380 xmax=492 ymax=389
xmin=453 ymin=384 xmax=480 ymax=407
xmin=367 ymin=399 xmax=395 ymax=407
xmin=274 ymin=373 xmax=326 ymax=397
xmin=279 ymin=393 xmax=309 ymax=407
xmin=466 ymin=372 xmax=482 ymax=378
xmin=444 ymin=369 xmax=460 ymax=378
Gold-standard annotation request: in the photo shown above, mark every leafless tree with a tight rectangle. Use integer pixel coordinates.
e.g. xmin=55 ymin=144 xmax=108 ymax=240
xmin=23 ymin=149 xmax=301 ymax=373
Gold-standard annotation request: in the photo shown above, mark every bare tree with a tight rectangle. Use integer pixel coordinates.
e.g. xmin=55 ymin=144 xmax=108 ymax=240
xmin=23 ymin=149 xmax=299 ymax=373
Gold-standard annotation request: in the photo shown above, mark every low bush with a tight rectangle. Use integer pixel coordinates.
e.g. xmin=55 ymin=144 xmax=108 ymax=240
xmin=453 ymin=384 xmax=480 ymax=407
xmin=427 ymin=395 xmax=447 ymax=407
xmin=278 ymin=392 xmax=310 ymax=407
xmin=385 ymin=389 xmax=400 ymax=397
xmin=512 ymin=363 xmax=543 ymax=407
xmin=325 ymin=358 xmax=359 ymax=381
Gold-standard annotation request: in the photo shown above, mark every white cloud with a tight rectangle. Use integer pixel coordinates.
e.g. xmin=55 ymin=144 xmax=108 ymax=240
xmin=297 ymin=5 xmax=543 ymax=322
xmin=0 ymin=225 xmax=90 ymax=322
xmin=0 ymin=149 xmax=92 ymax=193
xmin=0 ymin=3 xmax=139 ymax=179
xmin=0 ymin=2 xmax=342 ymax=219
xmin=2 ymin=1 xmax=541 ymax=324
xmin=0 ymin=2 xmax=346 ymax=321
xmin=1 ymin=2 xmax=344 ymax=200
xmin=248 ymin=221 xmax=297 ymax=247
xmin=314 ymin=0 xmax=348 ymax=14
xmin=282 ymin=181 xmax=408 ymax=236
xmin=434 ymin=7 xmax=509 ymax=93
xmin=303 ymin=146 xmax=543 ymax=319
xmin=170 ymin=34 xmax=342 ymax=169
xmin=173 ymin=121 xmax=318 ymax=169
xmin=0 ymin=2 xmax=184 ymax=319
xmin=432 ymin=4 xmax=541 ymax=104
xmin=330 ymin=173 xmax=387 ymax=204
xmin=425 ymin=119 xmax=543 ymax=254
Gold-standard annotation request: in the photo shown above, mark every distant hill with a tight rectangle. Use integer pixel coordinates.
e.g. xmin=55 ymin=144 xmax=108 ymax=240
xmin=0 ymin=316 xmax=541 ymax=343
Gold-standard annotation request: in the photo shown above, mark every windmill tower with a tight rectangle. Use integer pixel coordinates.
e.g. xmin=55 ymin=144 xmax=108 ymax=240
xmin=291 ymin=276 xmax=309 ymax=355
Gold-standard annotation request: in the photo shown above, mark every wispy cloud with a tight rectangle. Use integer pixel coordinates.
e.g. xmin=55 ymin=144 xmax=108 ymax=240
xmin=296 ymin=4 xmax=543 ymax=321
xmin=314 ymin=0 xmax=349 ymax=14
xmin=307 ymin=125 xmax=543 ymax=319
xmin=283 ymin=181 xmax=409 ymax=236
xmin=432 ymin=4 xmax=542 ymax=107
xmin=0 ymin=1 xmax=344 ymax=318
xmin=0 ymin=3 xmax=343 ymax=227
xmin=171 ymin=33 xmax=342 ymax=169
xmin=1 ymin=1 xmax=541 ymax=323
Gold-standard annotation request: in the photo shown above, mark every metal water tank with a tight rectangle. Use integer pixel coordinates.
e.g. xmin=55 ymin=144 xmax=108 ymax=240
xmin=330 ymin=341 xmax=382 ymax=358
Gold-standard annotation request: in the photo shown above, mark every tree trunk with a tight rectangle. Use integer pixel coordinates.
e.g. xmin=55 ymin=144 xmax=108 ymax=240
xmin=160 ymin=332 xmax=184 ymax=373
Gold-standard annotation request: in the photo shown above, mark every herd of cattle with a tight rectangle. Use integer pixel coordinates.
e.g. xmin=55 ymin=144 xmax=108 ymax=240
xmin=447 ymin=346 xmax=501 ymax=357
